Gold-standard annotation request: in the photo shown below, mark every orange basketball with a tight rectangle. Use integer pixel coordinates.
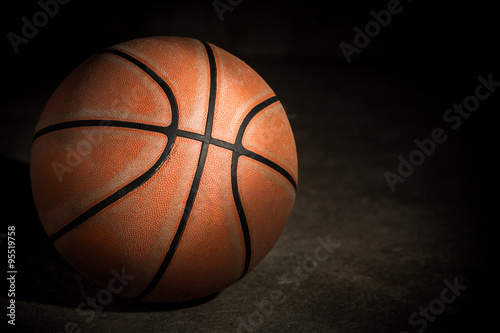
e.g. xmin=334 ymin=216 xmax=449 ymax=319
xmin=30 ymin=36 xmax=298 ymax=302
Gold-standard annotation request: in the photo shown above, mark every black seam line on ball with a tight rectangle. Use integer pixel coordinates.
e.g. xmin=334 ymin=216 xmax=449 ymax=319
xmin=241 ymin=150 xmax=297 ymax=191
xmin=176 ymin=129 xmax=297 ymax=191
xmin=134 ymin=41 xmax=218 ymax=301
xmin=177 ymin=130 xmax=236 ymax=151
xmin=178 ymin=96 xmax=296 ymax=279
xmin=231 ymin=151 xmax=251 ymax=278
xmin=177 ymin=127 xmax=296 ymax=191
xmin=48 ymin=50 xmax=180 ymax=243
xmin=175 ymin=97 xmax=296 ymax=279
xmin=33 ymin=120 xmax=168 ymax=142
xmin=232 ymin=95 xmax=279 ymax=278
xmin=235 ymin=96 xmax=296 ymax=191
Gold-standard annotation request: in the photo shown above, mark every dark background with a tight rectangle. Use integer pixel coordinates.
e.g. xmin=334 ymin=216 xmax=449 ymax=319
xmin=1 ymin=0 xmax=497 ymax=332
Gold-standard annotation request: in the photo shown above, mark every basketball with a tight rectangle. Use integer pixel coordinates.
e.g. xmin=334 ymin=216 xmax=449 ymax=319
xmin=30 ymin=36 xmax=298 ymax=302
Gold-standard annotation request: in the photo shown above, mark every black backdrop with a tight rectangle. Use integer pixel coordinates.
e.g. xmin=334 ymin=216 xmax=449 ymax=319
xmin=2 ymin=0 xmax=498 ymax=100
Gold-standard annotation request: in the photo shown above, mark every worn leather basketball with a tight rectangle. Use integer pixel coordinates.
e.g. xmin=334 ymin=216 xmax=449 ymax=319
xmin=30 ymin=36 xmax=298 ymax=302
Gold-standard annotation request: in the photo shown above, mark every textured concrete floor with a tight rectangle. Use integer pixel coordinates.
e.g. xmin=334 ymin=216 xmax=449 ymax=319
xmin=1 ymin=56 xmax=495 ymax=332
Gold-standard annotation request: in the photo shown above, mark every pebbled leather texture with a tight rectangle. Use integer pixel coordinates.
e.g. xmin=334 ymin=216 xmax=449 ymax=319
xmin=30 ymin=36 xmax=298 ymax=302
